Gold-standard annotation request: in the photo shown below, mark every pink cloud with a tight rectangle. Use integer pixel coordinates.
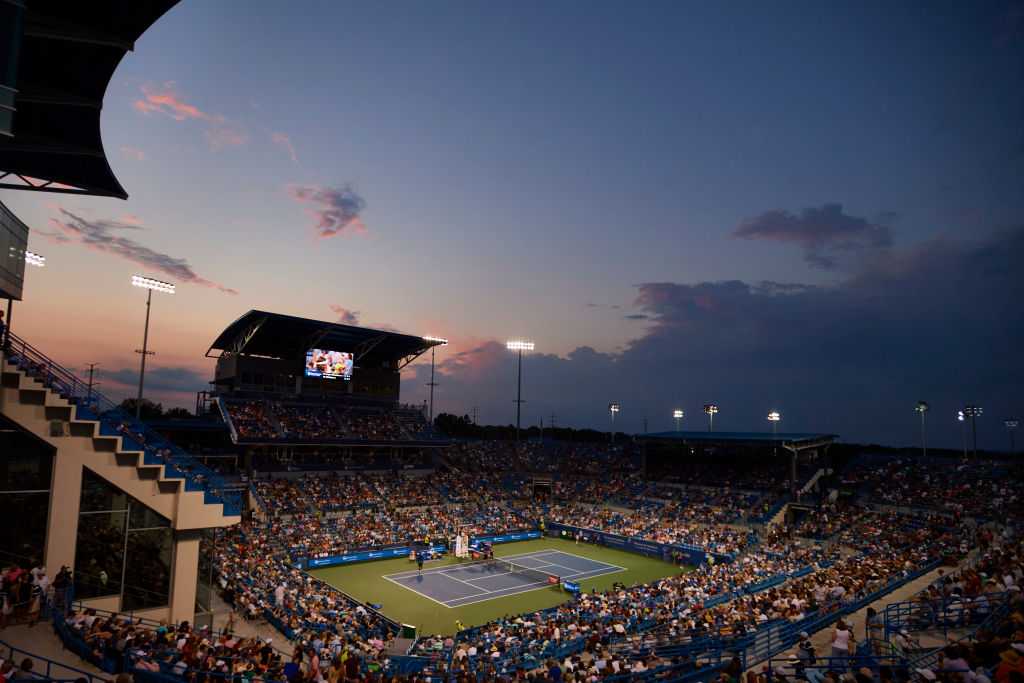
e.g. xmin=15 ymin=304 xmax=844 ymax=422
xmin=119 ymin=146 xmax=146 ymax=161
xmin=48 ymin=209 xmax=238 ymax=295
xmin=133 ymin=82 xmax=222 ymax=123
xmin=287 ymin=184 xmax=367 ymax=238
xmin=271 ymin=132 xmax=299 ymax=163
xmin=329 ymin=305 xmax=360 ymax=325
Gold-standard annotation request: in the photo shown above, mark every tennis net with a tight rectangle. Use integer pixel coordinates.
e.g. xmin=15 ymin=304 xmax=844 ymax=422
xmin=481 ymin=557 xmax=558 ymax=585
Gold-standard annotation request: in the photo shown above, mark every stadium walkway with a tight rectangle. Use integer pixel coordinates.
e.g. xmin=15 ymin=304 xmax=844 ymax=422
xmin=746 ymin=565 xmax=946 ymax=673
xmin=0 ymin=622 xmax=107 ymax=678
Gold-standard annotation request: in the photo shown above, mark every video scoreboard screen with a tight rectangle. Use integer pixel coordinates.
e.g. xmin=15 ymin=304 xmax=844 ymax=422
xmin=304 ymin=348 xmax=354 ymax=380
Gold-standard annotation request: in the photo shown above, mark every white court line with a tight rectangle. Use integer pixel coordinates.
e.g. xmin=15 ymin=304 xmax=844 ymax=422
xmin=444 ymin=565 xmax=625 ymax=608
xmin=381 ymin=574 xmax=452 ymax=609
xmin=382 ymin=547 xmax=628 ymax=608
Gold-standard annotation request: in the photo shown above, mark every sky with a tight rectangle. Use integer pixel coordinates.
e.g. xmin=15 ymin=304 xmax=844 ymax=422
xmin=4 ymin=0 xmax=1023 ymax=449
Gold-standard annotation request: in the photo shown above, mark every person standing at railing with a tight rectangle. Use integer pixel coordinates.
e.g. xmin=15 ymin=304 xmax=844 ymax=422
xmin=0 ymin=310 xmax=8 ymax=354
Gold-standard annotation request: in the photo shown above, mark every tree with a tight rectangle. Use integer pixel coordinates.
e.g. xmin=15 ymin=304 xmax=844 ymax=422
xmin=118 ymin=398 xmax=163 ymax=421
xmin=164 ymin=407 xmax=194 ymax=419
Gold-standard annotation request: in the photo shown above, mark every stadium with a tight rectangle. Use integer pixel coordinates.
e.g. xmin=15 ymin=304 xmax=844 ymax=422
xmin=1 ymin=2 xmax=1023 ymax=683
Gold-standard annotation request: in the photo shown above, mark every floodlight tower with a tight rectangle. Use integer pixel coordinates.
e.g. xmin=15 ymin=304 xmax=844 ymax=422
xmin=1006 ymin=419 xmax=1019 ymax=454
xmin=609 ymin=402 xmax=620 ymax=443
xmin=957 ymin=411 xmax=967 ymax=459
xmin=767 ymin=411 xmax=781 ymax=457
xmin=963 ymin=405 xmax=982 ymax=458
xmin=131 ymin=275 xmax=175 ymax=421
xmin=673 ymin=409 xmax=684 ymax=432
xmin=703 ymin=403 xmax=718 ymax=432
xmin=506 ymin=340 xmax=534 ymax=443
xmin=915 ymin=401 xmax=929 ymax=458
xmin=422 ymin=336 xmax=448 ymax=426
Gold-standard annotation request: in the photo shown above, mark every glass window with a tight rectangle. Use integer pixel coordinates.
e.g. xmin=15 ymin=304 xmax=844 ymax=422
xmin=79 ymin=469 xmax=129 ymax=512
xmin=0 ymin=431 xmax=54 ymax=491
xmin=129 ymin=502 xmax=170 ymax=530
xmin=0 ymin=491 xmax=49 ymax=567
xmin=122 ymin=528 xmax=172 ymax=611
xmin=74 ymin=469 xmax=172 ymax=609
xmin=74 ymin=511 xmax=126 ymax=599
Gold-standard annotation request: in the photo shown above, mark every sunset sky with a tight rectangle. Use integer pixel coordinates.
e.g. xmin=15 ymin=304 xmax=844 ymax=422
xmin=5 ymin=0 xmax=1023 ymax=449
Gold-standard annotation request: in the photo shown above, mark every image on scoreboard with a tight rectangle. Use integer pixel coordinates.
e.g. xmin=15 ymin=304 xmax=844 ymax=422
xmin=304 ymin=348 xmax=354 ymax=380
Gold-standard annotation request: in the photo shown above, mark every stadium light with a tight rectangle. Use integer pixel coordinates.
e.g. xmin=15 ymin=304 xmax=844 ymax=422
xmin=131 ymin=275 xmax=175 ymax=421
xmin=673 ymin=409 xmax=684 ymax=432
xmin=609 ymin=402 xmax=620 ymax=443
xmin=422 ymin=336 xmax=448 ymax=427
xmin=915 ymin=401 xmax=929 ymax=459
xmin=767 ymin=411 xmax=781 ymax=457
xmin=963 ymin=405 xmax=982 ymax=458
xmin=1006 ymin=419 xmax=1019 ymax=454
xmin=703 ymin=403 xmax=718 ymax=432
xmin=24 ymin=250 xmax=45 ymax=267
xmin=506 ymin=340 xmax=535 ymax=442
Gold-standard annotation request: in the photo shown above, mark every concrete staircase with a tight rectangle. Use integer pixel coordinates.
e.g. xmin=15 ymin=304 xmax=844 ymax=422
xmin=1 ymin=356 xmax=241 ymax=530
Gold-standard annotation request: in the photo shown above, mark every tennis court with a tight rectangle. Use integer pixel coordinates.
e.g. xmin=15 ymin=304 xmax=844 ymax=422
xmin=383 ymin=549 xmax=623 ymax=608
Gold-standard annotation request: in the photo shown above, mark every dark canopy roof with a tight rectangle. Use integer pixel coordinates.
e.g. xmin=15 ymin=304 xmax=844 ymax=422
xmin=0 ymin=0 xmax=179 ymax=198
xmin=644 ymin=431 xmax=837 ymax=447
xmin=207 ymin=310 xmax=442 ymax=369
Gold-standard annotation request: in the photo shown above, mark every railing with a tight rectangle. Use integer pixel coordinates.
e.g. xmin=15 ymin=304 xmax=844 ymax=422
xmin=0 ymin=638 xmax=111 ymax=683
xmin=765 ymin=655 xmax=909 ymax=682
xmin=3 ymin=331 xmax=241 ymax=516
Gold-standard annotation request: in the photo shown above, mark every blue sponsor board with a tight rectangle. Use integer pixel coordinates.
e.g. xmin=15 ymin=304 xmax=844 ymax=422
xmin=548 ymin=522 xmax=733 ymax=566
xmin=562 ymin=580 xmax=581 ymax=594
xmin=306 ymin=544 xmax=447 ymax=569
xmin=472 ymin=530 xmax=541 ymax=544
xmin=303 ymin=530 xmax=541 ymax=568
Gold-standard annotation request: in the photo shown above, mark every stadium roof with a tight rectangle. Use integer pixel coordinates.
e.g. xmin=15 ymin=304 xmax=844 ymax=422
xmin=207 ymin=310 xmax=443 ymax=368
xmin=644 ymin=431 xmax=837 ymax=447
xmin=0 ymin=0 xmax=179 ymax=198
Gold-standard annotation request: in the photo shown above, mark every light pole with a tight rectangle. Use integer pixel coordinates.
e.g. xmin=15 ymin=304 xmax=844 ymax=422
xmin=768 ymin=411 xmax=781 ymax=457
xmin=86 ymin=362 xmax=100 ymax=403
xmin=506 ymin=340 xmax=534 ymax=443
xmin=915 ymin=401 xmax=929 ymax=458
xmin=673 ymin=409 xmax=684 ymax=432
xmin=609 ymin=402 xmax=620 ymax=443
xmin=703 ymin=404 xmax=718 ymax=432
xmin=963 ymin=405 xmax=982 ymax=458
xmin=131 ymin=275 xmax=175 ymax=421
xmin=422 ymin=336 xmax=448 ymax=426
xmin=1006 ymin=419 xmax=1019 ymax=454
xmin=957 ymin=411 xmax=967 ymax=459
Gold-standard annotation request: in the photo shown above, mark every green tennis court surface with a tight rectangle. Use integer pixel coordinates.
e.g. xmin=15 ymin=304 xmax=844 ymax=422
xmin=309 ymin=537 xmax=686 ymax=636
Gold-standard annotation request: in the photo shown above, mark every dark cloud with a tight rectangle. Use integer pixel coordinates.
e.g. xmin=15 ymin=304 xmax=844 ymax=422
xmin=99 ymin=366 xmax=208 ymax=394
xmin=624 ymin=314 xmax=649 ymax=320
xmin=734 ymin=203 xmax=893 ymax=269
xmin=48 ymin=209 xmax=238 ymax=294
xmin=329 ymin=305 xmax=360 ymax=326
xmin=403 ymin=226 xmax=1024 ymax=450
xmin=287 ymin=184 xmax=367 ymax=238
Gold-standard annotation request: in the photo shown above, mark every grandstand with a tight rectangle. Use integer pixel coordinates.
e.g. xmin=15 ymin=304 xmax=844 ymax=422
xmin=1 ymin=3 xmax=1022 ymax=683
